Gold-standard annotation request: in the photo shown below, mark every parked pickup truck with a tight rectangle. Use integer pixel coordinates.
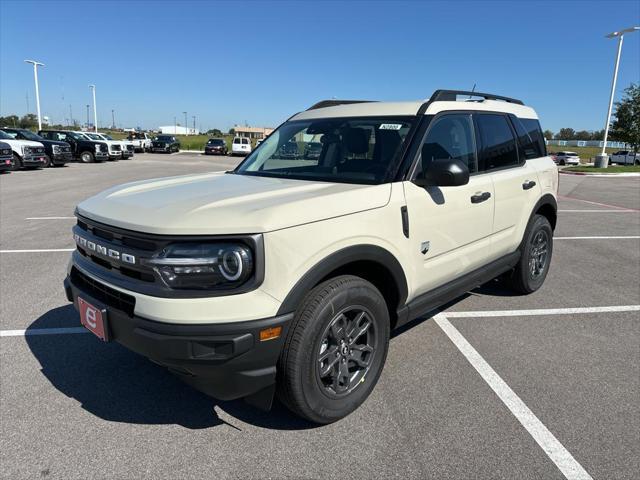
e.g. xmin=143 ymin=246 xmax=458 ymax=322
xmin=1 ymin=127 xmax=72 ymax=167
xmin=127 ymin=132 xmax=153 ymax=152
xmin=39 ymin=130 xmax=109 ymax=163
xmin=0 ymin=129 xmax=46 ymax=170
xmin=0 ymin=141 xmax=12 ymax=172
xmin=610 ymin=150 xmax=639 ymax=165
xmin=83 ymin=132 xmax=122 ymax=160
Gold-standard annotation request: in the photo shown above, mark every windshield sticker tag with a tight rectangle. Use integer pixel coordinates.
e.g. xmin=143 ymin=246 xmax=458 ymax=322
xmin=379 ymin=124 xmax=403 ymax=130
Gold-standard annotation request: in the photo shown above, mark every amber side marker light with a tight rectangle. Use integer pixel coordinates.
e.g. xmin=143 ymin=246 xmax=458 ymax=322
xmin=259 ymin=326 xmax=282 ymax=342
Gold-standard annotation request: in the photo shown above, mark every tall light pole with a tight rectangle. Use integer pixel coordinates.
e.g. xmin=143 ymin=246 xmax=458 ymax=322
xmin=89 ymin=84 xmax=98 ymax=132
xmin=183 ymin=111 xmax=188 ymax=135
xmin=174 ymin=116 xmax=177 ymax=134
xmin=24 ymin=60 xmax=45 ymax=130
xmin=596 ymin=26 xmax=640 ymax=168
xmin=192 ymin=115 xmax=196 ymax=134
xmin=111 ymin=109 xmax=116 ymax=129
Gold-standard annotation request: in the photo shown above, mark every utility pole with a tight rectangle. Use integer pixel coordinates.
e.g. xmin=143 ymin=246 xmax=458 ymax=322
xmin=192 ymin=115 xmax=196 ymax=134
xmin=112 ymin=109 xmax=116 ymax=129
xmin=174 ymin=116 xmax=177 ymax=134
xmin=596 ymin=26 xmax=639 ymax=168
xmin=86 ymin=104 xmax=90 ymax=127
xmin=183 ymin=111 xmax=187 ymax=135
xmin=89 ymin=84 xmax=98 ymax=132
xmin=24 ymin=60 xmax=45 ymax=130
xmin=69 ymin=104 xmax=73 ymax=126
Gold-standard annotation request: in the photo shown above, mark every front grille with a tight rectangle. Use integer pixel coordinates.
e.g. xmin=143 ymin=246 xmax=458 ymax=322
xmin=99 ymin=144 xmax=108 ymax=152
xmin=61 ymin=146 xmax=70 ymax=152
xmin=112 ymin=145 xmax=122 ymax=151
xmin=71 ymin=267 xmax=136 ymax=317
xmin=126 ymin=145 xmax=134 ymax=152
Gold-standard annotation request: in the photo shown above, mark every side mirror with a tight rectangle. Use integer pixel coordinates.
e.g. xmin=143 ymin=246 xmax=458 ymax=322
xmin=414 ymin=155 xmax=469 ymax=187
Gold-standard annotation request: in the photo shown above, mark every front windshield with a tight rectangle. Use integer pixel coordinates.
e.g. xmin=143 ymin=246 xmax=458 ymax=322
xmin=67 ymin=132 xmax=86 ymax=140
xmin=208 ymin=139 xmax=224 ymax=145
xmin=86 ymin=133 xmax=102 ymax=140
xmin=155 ymin=136 xmax=173 ymax=141
xmin=0 ymin=131 xmax=12 ymax=140
xmin=17 ymin=130 xmax=43 ymax=141
xmin=234 ymin=117 xmax=413 ymax=184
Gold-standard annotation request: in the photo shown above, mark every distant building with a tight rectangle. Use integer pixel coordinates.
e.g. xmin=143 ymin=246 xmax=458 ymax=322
xmin=158 ymin=125 xmax=199 ymax=135
xmin=233 ymin=125 xmax=274 ymax=139
xmin=546 ymin=139 xmax=630 ymax=148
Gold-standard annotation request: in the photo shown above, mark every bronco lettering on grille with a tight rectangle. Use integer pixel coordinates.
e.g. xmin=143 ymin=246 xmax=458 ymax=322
xmin=73 ymin=233 xmax=136 ymax=264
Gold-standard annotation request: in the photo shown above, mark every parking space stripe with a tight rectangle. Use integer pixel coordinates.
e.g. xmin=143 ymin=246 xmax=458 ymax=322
xmin=554 ymin=236 xmax=640 ymax=240
xmin=0 ymin=248 xmax=74 ymax=253
xmin=558 ymin=209 xmax=636 ymax=213
xmin=558 ymin=195 xmax=639 ymax=212
xmin=446 ymin=305 xmax=640 ymax=318
xmin=0 ymin=327 xmax=87 ymax=337
xmin=434 ymin=313 xmax=593 ymax=480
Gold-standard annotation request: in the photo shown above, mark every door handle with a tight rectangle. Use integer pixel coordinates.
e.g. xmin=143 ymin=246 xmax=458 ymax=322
xmin=470 ymin=192 xmax=491 ymax=204
xmin=522 ymin=180 xmax=537 ymax=190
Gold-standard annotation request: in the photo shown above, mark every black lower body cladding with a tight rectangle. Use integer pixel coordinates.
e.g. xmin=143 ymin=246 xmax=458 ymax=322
xmin=64 ymin=275 xmax=293 ymax=403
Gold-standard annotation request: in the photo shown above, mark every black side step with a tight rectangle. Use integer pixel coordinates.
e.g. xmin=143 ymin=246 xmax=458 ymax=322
xmin=396 ymin=251 xmax=521 ymax=327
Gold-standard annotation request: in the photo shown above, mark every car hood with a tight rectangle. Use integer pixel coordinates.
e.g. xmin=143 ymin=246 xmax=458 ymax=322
xmin=3 ymin=139 xmax=43 ymax=148
xmin=77 ymin=172 xmax=391 ymax=235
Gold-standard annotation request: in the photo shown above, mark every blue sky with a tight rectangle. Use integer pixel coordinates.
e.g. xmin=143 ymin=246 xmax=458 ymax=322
xmin=1 ymin=0 xmax=639 ymax=132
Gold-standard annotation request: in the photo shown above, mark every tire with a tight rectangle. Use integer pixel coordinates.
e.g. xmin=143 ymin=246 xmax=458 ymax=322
xmin=42 ymin=155 xmax=52 ymax=168
xmin=277 ymin=275 xmax=390 ymax=424
xmin=80 ymin=151 xmax=95 ymax=163
xmin=505 ymin=214 xmax=553 ymax=294
xmin=10 ymin=153 xmax=22 ymax=171
xmin=559 ymin=160 xmax=565 ymax=166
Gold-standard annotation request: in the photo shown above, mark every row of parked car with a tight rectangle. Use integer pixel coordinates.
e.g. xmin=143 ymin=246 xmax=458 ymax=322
xmin=0 ymin=128 xmax=143 ymax=173
xmin=549 ymin=150 xmax=639 ymax=166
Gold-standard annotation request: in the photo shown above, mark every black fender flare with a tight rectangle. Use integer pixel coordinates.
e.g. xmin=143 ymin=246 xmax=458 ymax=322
xmin=531 ymin=193 xmax=558 ymax=229
xmin=276 ymin=244 xmax=408 ymax=316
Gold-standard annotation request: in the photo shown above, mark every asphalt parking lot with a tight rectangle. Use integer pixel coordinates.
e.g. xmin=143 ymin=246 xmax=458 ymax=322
xmin=1 ymin=154 xmax=638 ymax=480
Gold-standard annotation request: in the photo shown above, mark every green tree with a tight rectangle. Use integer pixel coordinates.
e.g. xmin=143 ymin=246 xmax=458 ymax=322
xmin=554 ymin=128 xmax=575 ymax=140
xmin=590 ymin=129 xmax=605 ymax=141
xmin=19 ymin=114 xmax=38 ymax=129
xmin=543 ymin=130 xmax=554 ymax=140
xmin=574 ymin=130 xmax=591 ymax=141
xmin=228 ymin=128 xmax=235 ymax=135
xmin=0 ymin=115 xmax=19 ymax=127
xmin=207 ymin=128 xmax=223 ymax=136
xmin=610 ymin=83 xmax=640 ymax=152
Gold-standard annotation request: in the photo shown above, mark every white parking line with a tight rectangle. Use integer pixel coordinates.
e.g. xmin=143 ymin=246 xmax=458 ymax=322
xmin=434 ymin=313 xmax=593 ymax=480
xmin=558 ymin=195 xmax=638 ymax=212
xmin=446 ymin=305 xmax=640 ymax=318
xmin=25 ymin=216 xmax=75 ymax=220
xmin=0 ymin=327 xmax=87 ymax=337
xmin=0 ymin=248 xmax=74 ymax=253
xmin=558 ymin=209 xmax=636 ymax=213
xmin=554 ymin=236 xmax=640 ymax=240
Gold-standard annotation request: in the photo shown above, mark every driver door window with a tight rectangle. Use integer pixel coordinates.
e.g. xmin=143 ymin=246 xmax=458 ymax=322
xmin=414 ymin=114 xmax=477 ymax=178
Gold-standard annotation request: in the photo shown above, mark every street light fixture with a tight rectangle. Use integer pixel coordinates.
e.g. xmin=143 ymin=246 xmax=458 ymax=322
xmin=89 ymin=85 xmax=98 ymax=132
xmin=24 ymin=60 xmax=45 ymax=130
xmin=596 ymin=26 xmax=639 ymax=168
xmin=183 ymin=111 xmax=188 ymax=136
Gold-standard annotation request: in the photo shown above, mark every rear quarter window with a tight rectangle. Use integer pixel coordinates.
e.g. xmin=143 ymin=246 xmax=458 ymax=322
xmin=475 ymin=113 xmax=519 ymax=170
xmin=511 ymin=116 xmax=546 ymax=159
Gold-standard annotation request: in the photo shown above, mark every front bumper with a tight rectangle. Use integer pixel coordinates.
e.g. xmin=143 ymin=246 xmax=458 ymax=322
xmin=0 ymin=157 xmax=11 ymax=170
xmin=22 ymin=154 xmax=46 ymax=167
xmin=64 ymin=273 xmax=292 ymax=402
xmin=52 ymin=152 xmax=73 ymax=164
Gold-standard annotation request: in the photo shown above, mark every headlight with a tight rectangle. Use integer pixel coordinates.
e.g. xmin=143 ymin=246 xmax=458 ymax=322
xmin=95 ymin=144 xmax=101 ymax=152
xmin=145 ymin=243 xmax=254 ymax=290
xmin=23 ymin=146 xmax=33 ymax=154
xmin=52 ymin=145 xmax=61 ymax=153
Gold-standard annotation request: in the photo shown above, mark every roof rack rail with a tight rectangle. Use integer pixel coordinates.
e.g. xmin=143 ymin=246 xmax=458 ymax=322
xmin=429 ymin=89 xmax=524 ymax=105
xmin=306 ymin=99 xmax=376 ymax=111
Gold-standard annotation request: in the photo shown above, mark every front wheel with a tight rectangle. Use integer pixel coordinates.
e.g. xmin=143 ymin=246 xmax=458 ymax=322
xmin=10 ymin=153 xmax=22 ymax=171
xmin=42 ymin=155 xmax=52 ymax=168
xmin=505 ymin=214 xmax=553 ymax=294
xmin=80 ymin=151 xmax=95 ymax=163
xmin=277 ymin=275 xmax=390 ymax=424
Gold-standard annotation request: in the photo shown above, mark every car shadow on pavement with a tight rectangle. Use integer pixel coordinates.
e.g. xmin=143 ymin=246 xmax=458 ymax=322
xmin=26 ymin=305 xmax=316 ymax=431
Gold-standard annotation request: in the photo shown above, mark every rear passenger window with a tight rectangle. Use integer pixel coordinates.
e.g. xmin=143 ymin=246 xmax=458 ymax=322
xmin=518 ymin=118 xmax=546 ymax=158
xmin=476 ymin=114 xmax=519 ymax=170
xmin=416 ymin=114 xmax=478 ymax=175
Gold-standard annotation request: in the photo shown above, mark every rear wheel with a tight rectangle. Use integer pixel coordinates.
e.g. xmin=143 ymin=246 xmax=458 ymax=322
xmin=80 ymin=151 xmax=95 ymax=163
xmin=505 ymin=214 xmax=553 ymax=294
xmin=277 ymin=275 xmax=390 ymax=424
xmin=10 ymin=153 xmax=22 ymax=171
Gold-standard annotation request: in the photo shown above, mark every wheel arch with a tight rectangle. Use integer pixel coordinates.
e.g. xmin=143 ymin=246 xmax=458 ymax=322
xmin=276 ymin=245 xmax=408 ymax=327
xmin=532 ymin=193 xmax=558 ymax=231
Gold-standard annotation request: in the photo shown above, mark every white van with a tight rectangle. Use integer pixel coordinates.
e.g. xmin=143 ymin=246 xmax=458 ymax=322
xmin=231 ymin=136 xmax=252 ymax=156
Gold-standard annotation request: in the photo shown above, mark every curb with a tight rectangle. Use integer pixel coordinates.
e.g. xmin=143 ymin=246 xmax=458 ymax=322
xmin=559 ymin=170 xmax=640 ymax=177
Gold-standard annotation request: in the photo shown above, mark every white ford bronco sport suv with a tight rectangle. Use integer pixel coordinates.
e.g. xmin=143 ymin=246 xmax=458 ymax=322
xmin=64 ymin=90 xmax=558 ymax=423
